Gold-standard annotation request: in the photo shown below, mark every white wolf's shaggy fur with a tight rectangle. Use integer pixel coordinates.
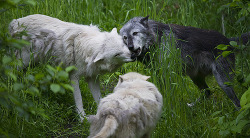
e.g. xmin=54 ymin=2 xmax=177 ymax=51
xmin=9 ymin=14 xmax=133 ymax=121
xmin=88 ymin=72 xmax=163 ymax=138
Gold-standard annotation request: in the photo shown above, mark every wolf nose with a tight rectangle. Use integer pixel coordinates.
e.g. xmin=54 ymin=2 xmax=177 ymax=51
xmin=128 ymin=47 xmax=134 ymax=51
xmin=128 ymin=45 xmax=134 ymax=51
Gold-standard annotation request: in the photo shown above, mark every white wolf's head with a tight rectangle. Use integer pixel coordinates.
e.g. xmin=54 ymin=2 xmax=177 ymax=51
xmin=91 ymin=28 xmax=135 ymax=74
xmin=114 ymin=72 xmax=150 ymax=89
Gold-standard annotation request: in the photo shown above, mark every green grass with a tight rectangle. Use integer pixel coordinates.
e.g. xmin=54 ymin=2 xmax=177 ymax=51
xmin=0 ymin=0 xmax=249 ymax=137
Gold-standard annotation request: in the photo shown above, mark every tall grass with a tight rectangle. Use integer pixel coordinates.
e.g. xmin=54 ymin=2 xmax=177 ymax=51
xmin=0 ymin=0 xmax=249 ymax=137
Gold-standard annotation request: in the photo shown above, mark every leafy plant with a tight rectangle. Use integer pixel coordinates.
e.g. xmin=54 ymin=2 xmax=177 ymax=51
xmin=212 ymin=86 xmax=250 ymax=137
xmin=217 ymin=0 xmax=250 ymax=24
xmin=213 ymin=40 xmax=250 ymax=137
xmin=0 ymin=1 xmax=77 ymax=137
xmin=0 ymin=34 xmax=76 ymax=118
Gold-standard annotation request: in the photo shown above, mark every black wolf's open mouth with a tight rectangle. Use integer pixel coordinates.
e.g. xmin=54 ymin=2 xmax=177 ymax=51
xmin=131 ymin=47 xmax=141 ymax=60
xmin=131 ymin=47 xmax=142 ymax=60
xmin=132 ymin=47 xmax=141 ymax=56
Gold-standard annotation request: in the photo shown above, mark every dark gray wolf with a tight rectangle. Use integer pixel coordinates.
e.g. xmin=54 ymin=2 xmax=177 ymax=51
xmin=88 ymin=72 xmax=163 ymax=138
xmin=120 ymin=16 xmax=250 ymax=108
xmin=9 ymin=14 xmax=135 ymax=121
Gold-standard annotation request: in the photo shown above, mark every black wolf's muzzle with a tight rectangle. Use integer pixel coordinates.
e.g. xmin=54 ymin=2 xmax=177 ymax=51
xmin=131 ymin=53 xmax=137 ymax=60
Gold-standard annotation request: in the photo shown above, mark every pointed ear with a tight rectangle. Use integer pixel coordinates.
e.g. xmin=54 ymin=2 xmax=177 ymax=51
xmin=118 ymin=75 xmax=124 ymax=83
xmin=142 ymin=75 xmax=150 ymax=81
xmin=111 ymin=28 xmax=118 ymax=34
xmin=140 ymin=16 xmax=149 ymax=27
xmin=93 ymin=53 xmax=104 ymax=63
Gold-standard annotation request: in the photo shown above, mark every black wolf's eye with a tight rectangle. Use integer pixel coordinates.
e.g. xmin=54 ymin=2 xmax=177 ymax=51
xmin=133 ymin=32 xmax=138 ymax=36
xmin=123 ymin=36 xmax=127 ymax=40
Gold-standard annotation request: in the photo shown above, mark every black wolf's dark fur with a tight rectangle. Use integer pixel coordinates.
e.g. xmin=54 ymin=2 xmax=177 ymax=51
xmin=120 ymin=16 xmax=250 ymax=108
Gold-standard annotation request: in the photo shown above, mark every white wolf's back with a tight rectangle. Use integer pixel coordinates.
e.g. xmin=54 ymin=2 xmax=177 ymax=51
xmin=9 ymin=14 xmax=100 ymax=37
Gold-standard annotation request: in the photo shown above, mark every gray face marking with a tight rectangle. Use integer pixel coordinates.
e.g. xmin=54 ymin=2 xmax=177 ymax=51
xmin=120 ymin=17 xmax=150 ymax=56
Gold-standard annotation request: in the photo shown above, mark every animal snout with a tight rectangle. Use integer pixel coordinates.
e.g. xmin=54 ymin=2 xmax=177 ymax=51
xmin=128 ymin=45 xmax=134 ymax=51
xmin=131 ymin=52 xmax=137 ymax=60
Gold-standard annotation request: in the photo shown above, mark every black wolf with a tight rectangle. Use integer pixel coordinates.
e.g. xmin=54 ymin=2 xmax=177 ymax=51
xmin=120 ymin=16 xmax=250 ymax=108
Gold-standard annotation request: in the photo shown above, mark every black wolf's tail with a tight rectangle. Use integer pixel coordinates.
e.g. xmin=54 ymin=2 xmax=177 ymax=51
xmin=229 ymin=32 xmax=250 ymax=45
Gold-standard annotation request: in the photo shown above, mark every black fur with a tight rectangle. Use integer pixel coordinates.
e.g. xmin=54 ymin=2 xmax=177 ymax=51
xmin=120 ymin=16 xmax=250 ymax=108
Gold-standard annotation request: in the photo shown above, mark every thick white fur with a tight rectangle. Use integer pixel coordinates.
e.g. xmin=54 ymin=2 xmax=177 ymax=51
xmin=9 ymin=14 xmax=133 ymax=121
xmin=88 ymin=72 xmax=163 ymax=138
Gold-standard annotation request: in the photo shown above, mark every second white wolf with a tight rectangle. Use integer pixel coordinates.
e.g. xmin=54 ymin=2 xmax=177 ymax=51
xmin=9 ymin=14 xmax=134 ymax=121
xmin=88 ymin=72 xmax=163 ymax=138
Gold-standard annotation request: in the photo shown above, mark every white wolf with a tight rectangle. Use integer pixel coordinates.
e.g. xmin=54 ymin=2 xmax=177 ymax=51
xmin=88 ymin=72 xmax=163 ymax=138
xmin=9 ymin=14 xmax=134 ymax=121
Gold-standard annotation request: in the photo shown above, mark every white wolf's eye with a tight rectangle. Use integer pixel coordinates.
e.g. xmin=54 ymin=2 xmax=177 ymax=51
xmin=114 ymin=53 xmax=121 ymax=57
xmin=123 ymin=36 xmax=127 ymax=40
xmin=133 ymin=32 xmax=138 ymax=36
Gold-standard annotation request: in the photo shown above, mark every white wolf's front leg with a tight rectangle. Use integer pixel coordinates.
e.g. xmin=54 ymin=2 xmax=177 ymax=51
xmin=86 ymin=77 xmax=101 ymax=104
xmin=70 ymin=76 xmax=86 ymax=121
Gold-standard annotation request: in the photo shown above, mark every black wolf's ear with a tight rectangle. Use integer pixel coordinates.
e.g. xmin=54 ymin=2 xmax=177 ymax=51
xmin=140 ymin=16 xmax=149 ymax=28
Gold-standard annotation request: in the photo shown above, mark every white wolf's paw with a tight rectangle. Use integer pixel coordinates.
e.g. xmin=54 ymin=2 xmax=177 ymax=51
xmin=85 ymin=115 xmax=90 ymax=121
xmin=78 ymin=114 xmax=88 ymax=123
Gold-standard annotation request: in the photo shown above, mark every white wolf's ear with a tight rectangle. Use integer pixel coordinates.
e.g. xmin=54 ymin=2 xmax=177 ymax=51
xmin=118 ymin=75 xmax=124 ymax=83
xmin=111 ymin=28 xmax=118 ymax=34
xmin=142 ymin=75 xmax=150 ymax=81
xmin=140 ymin=16 xmax=149 ymax=28
xmin=115 ymin=75 xmax=123 ymax=88
xmin=93 ymin=53 xmax=104 ymax=63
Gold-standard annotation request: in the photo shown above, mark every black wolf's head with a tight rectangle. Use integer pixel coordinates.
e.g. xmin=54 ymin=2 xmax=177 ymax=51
xmin=120 ymin=16 xmax=156 ymax=58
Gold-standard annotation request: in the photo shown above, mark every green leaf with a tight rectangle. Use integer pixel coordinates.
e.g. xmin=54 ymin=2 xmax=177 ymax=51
xmin=240 ymin=87 xmax=250 ymax=107
xmin=0 ymin=82 xmax=7 ymax=90
xmin=60 ymin=87 xmax=65 ymax=94
xmin=231 ymin=120 xmax=250 ymax=133
xmin=211 ymin=111 xmax=222 ymax=117
xmin=236 ymin=110 xmax=248 ymax=124
xmin=35 ymin=73 xmax=45 ymax=80
xmin=46 ymin=69 xmax=54 ymax=77
xmin=221 ymin=51 xmax=232 ymax=57
xmin=2 ymin=56 xmax=12 ymax=64
xmin=218 ymin=116 xmax=225 ymax=125
xmin=6 ymin=71 xmax=17 ymax=81
xmin=115 ymin=72 xmax=122 ymax=76
xmin=8 ymin=95 xmax=19 ymax=105
xmin=219 ymin=130 xmax=230 ymax=137
xmin=28 ymin=86 xmax=40 ymax=95
xmin=216 ymin=44 xmax=229 ymax=50
xmin=242 ymin=103 xmax=250 ymax=110
xmin=46 ymin=65 xmax=57 ymax=73
xmin=25 ymin=0 xmax=36 ymax=6
xmin=50 ymin=84 xmax=60 ymax=93
xmin=65 ymin=66 xmax=77 ymax=72
xmin=46 ymin=75 xmax=52 ymax=81
xmin=229 ymin=41 xmax=238 ymax=47
xmin=13 ymin=83 xmax=24 ymax=91
xmin=58 ymin=71 xmax=69 ymax=79
xmin=26 ymin=75 xmax=35 ymax=82
xmin=245 ymin=74 xmax=250 ymax=85
xmin=60 ymin=83 xmax=74 ymax=92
